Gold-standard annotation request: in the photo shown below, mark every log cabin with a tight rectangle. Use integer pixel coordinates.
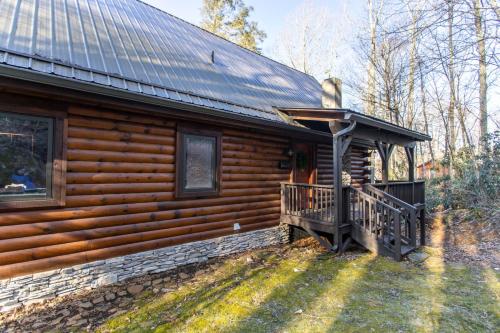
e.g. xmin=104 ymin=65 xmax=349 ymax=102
xmin=0 ymin=0 xmax=430 ymax=311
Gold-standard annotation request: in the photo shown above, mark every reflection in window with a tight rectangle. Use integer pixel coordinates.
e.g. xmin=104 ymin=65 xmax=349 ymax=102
xmin=183 ymin=134 xmax=216 ymax=191
xmin=0 ymin=112 xmax=53 ymax=201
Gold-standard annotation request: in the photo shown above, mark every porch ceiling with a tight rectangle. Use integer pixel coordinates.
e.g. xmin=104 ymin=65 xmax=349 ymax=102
xmin=278 ymin=108 xmax=431 ymax=147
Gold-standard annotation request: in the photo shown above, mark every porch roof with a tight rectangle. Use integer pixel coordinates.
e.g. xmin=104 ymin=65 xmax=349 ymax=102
xmin=278 ymin=108 xmax=431 ymax=146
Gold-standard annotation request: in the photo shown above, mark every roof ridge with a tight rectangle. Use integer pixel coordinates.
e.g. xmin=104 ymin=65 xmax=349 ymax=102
xmin=134 ymin=0 xmax=319 ymax=82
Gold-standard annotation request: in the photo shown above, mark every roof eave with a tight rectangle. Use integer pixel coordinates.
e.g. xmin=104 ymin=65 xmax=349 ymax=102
xmin=278 ymin=107 xmax=431 ymax=142
xmin=0 ymin=64 xmax=331 ymax=141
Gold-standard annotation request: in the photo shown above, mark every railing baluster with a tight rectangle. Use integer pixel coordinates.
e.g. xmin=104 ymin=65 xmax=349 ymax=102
xmin=393 ymin=212 xmax=402 ymax=261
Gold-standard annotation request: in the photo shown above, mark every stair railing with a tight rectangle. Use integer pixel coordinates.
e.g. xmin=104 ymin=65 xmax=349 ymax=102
xmin=348 ymin=186 xmax=403 ymax=260
xmin=363 ymin=184 xmax=419 ymax=248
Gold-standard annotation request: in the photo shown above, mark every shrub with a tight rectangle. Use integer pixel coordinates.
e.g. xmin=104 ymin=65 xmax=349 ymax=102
xmin=426 ymin=132 xmax=500 ymax=214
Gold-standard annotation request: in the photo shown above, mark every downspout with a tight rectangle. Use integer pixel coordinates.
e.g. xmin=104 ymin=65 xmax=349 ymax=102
xmin=330 ymin=120 xmax=357 ymax=251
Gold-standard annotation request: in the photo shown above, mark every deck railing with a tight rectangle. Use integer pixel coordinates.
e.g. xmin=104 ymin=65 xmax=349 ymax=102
xmin=372 ymin=180 xmax=425 ymax=205
xmin=281 ymin=183 xmax=335 ymax=223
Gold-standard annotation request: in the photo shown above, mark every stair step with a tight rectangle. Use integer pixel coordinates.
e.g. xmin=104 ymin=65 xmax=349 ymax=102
xmin=401 ymin=245 xmax=416 ymax=256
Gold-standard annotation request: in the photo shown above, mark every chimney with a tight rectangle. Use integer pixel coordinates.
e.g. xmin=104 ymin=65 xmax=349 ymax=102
xmin=321 ymin=77 xmax=342 ymax=109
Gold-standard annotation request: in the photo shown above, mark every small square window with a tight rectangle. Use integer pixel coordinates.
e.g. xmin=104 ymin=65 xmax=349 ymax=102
xmin=176 ymin=127 xmax=221 ymax=198
xmin=0 ymin=109 xmax=66 ymax=210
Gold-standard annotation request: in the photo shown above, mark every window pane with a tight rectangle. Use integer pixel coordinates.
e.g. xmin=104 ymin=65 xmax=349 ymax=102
xmin=0 ymin=112 xmax=53 ymax=201
xmin=184 ymin=134 xmax=216 ymax=190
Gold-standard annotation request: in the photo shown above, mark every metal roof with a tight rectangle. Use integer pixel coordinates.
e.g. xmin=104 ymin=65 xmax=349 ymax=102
xmin=0 ymin=0 xmax=322 ymax=122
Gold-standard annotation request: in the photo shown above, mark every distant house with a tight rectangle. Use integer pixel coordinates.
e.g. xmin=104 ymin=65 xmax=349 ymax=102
xmin=0 ymin=0 xmax=430 ymax=311
xmin=417 ymin=160 xmax=449 ymax=179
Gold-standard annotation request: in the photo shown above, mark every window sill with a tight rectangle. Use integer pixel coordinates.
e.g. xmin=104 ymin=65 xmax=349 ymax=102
xmin=175 ymin=191 xmax=220 ymax=200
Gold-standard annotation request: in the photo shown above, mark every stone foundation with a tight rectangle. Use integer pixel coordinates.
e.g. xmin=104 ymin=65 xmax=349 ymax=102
xmin=0 ymin=226 xmax=290 ymax=312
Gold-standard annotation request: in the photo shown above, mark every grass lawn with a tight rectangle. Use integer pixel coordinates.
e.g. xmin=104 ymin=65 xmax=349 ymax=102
xmin=97 ymin=242 xmax=499 ymax=333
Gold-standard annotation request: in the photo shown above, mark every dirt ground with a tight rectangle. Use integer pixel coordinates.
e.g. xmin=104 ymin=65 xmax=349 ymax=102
xmin=426 ymin=209 xmax=499 ymax=268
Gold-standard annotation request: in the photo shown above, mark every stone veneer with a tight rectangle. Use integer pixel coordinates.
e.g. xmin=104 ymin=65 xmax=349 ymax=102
xmin=0 ymin=226 xmax=290 ymax=312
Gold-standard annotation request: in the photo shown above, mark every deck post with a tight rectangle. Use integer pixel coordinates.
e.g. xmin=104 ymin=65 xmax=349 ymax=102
xmin=280 ymin=183 xmax=286 ymax=215
xmin=329 ymin=120 xmax=356 ymax=252
xmin=405 ymin=144 xmax=416 ymax=204
xmin=332 ymin=135 xmax=343 ymax=250
xmin=375 ymin=141 xmax=394 ymax=192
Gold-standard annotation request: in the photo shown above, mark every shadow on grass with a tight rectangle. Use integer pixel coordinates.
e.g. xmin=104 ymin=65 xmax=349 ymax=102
xmin=97 ymin=251 xmax=280 ymax=332
xmin=218 ymin=253 xmax=350 ymax=333
xmin=433 ymin=220 xmax=499 ymax=333
xmin=321 ymin=256 xmax=417 ymax=332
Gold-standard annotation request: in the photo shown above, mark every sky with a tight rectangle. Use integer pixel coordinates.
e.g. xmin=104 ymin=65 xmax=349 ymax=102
xmin=141 ymin=0 xmax=362 ymax=59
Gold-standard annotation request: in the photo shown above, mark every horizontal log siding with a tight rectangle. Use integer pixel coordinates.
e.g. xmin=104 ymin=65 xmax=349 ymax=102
xmin=316 ymin=143 xmax=333 ymax=185
xmin=0 ymin=107 xmax=290 ymax=278
xmin=350 ymin=145 xmax=370 ymax=188
xmin=316 ymin=144 xmax=370 ymax=187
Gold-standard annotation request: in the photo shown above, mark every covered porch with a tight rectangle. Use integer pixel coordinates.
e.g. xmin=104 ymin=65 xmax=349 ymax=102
xmin=278 ymin=108 xmax=431 ymax=260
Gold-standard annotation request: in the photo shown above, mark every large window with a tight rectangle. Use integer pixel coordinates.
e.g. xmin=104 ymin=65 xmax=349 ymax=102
xmin=176 ymin=127 xmax=221 ymax=198
xmin=0 ymin=110 xmax=66 ymax=209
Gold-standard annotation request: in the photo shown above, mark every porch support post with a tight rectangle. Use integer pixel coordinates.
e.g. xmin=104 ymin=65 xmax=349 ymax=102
xmin=405 ymin=143 xmax=416 ymax=204
xmin=375 ymin=141 xmax=394 ymax=191
xmin=332 ymin=135 xmax=343 ymax=250
xmin=329 ymin=120 xmax=356 ymax=252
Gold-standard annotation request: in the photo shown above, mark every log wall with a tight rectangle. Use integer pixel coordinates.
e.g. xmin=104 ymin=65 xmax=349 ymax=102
xmin=316 ymin=143 xmax=333 ymax=185
xmin=316 ymin=143 xmax=370 ymax=188
xmin=0 ymin=106 xmax=290 ymax=278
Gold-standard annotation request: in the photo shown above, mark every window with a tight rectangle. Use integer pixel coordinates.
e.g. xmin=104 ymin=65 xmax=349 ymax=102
xmin=176 ymin=127 xmax=221 ymax=198
xmin=0 ymin=109 xmax=66 ymax=210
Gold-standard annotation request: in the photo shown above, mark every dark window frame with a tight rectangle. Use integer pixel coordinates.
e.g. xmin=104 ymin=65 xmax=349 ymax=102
xmin=0 ymin=104 xmax=67 ymax=211
xmin=175 ymin=126 xmax=221 ymax=199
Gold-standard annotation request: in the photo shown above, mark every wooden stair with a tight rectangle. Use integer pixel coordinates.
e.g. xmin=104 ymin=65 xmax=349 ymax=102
xmin=348 ymin=185 xmax=423 ymax=261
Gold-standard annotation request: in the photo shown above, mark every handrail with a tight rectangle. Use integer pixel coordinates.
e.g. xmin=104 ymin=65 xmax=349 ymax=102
xmin=280 ymin=182 xmax=335 ymax=189
xmin=364 ymin=184 xmax=416 ymax=211
xmin=350 ymin=186 xmax=400 ymax=213
xmin=373 ymin=180 xmax=425 ymax=186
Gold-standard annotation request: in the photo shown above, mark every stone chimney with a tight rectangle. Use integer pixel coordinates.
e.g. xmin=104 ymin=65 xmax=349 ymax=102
xmin=321 ymin=77 xmax=342 ymax=108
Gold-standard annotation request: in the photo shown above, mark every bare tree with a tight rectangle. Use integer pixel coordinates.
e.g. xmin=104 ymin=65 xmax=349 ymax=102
xmin=366 ymin=0 xmax=385 ymax=116
xmin=270 ymin=0 xmax=339 ymax=80
xmin=447 ymin=0 xmax=457 ymax=170
xmin=472 ymin=0 xmax=488 ymax=151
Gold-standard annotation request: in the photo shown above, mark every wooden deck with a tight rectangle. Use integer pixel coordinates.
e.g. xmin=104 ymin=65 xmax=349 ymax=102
xmin=280 ymin=182 xmax=426 ymax=260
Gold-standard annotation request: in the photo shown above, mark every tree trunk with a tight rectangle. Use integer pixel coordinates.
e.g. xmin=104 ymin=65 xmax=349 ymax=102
xmin=406 ymin=7 xmax=418 ymax=129
xmin=366 ymin=0 xmax=383 ymax=116
xmin=447 ymin=0 xmax=456 ymax=177
xmin=420 ymin=63 xmax=435 ymax=162
xmin=457 ymin=102 xmax=472 ymax=148
xmin=474 ymin=0 xmax=488 ymax=152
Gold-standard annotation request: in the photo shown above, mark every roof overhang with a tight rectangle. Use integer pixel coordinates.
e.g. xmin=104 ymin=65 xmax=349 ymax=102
xmin=278 ymin=108 xmax=431 ymax=147
xmin=0 ymin=64 xmax=333 ymax=142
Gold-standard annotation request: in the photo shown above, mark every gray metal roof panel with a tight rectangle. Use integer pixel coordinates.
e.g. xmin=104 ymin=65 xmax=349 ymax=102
xmin=0 ymin=0 xmax=323 ymax=122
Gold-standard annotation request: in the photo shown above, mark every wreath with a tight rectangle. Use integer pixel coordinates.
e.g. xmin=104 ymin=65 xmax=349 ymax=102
xmin=295 ymin=152 xmax=308 ymax=171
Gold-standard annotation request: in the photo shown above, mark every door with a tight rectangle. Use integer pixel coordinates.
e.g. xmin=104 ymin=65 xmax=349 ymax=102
xmin=293 ymin=143 xmax=315 ymax=184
